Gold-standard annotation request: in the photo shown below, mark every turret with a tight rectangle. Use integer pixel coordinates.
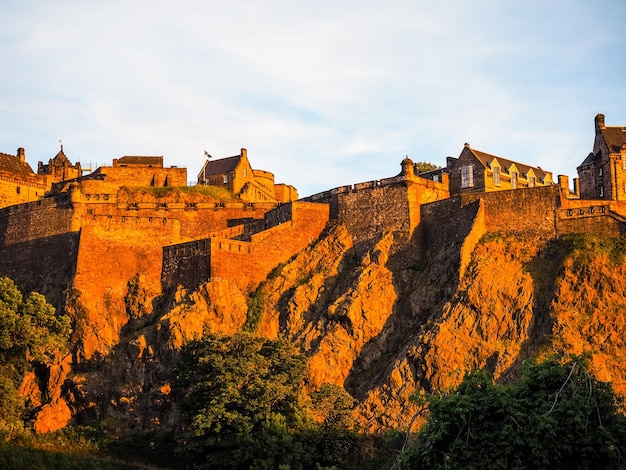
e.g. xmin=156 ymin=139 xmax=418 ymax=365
xmin=401 ymin=156 xmax=414 ymax=176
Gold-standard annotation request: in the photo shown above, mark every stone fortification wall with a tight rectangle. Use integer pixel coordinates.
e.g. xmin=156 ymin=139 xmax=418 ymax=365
xmin=0 ymin=194 xmax=75 ymax=245
xmin=304 ymin=174 xmax=448 ymax=244
xmin=420 ymin=197 xmax=483 ymax=251
xmin=162 ymin=202 xmax=330 ymax=293
xmin=0 ymin=171 xmax=48 ymax=209
xmin=460 ymin=185 xmax=559 ymax=238
xmin=557 ymin=199 xmax=626 ymax=236
xmin=90 ymin=165 xmax=187 ymax=187
xmin=212 ymin=202 xmax=329 ymax=292
xmin=0 ymin=193 xmax=79 ymax=299
xmin=422 ymin=186 xmax=626 ymax=249
xmin=338 ymin=183 xmax=410 ymax=245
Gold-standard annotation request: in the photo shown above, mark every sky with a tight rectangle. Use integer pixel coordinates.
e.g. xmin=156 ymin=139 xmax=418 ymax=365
xmin=1 ymin=0 xmax=625 ymax=197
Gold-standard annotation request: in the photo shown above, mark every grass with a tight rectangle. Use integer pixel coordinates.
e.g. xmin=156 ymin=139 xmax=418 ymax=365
xmin=562 ymin=233 xmax=626 ymax=266
xmin=123 ymin=185 xmax=240 ymax=201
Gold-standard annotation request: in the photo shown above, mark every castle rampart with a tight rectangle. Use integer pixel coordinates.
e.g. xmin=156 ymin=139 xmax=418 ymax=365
xmin=162 ymin=201 xmax=330 ymax=293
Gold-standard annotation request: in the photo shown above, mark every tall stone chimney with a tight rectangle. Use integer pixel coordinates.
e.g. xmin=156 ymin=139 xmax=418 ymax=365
xmin=17 ymin=147 xmax=25 ymax=162
xmin=595 ymin=113 xmax=605 ymax=130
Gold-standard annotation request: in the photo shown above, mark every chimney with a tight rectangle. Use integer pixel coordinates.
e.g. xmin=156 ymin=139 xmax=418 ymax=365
xmin=17 ymin=147 xmax=25 ymax=162
xmin=241 ymin=148 xmax=247 ymax=159
xmin=558 ymin=175 xmax=569 ymax=194
xmin=595 ymin=113 xmax=605 ymax=130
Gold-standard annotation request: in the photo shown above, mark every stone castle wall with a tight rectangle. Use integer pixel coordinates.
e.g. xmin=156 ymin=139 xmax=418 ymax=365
xmin=0 ymin=171 xmax=48 ymax=209
xmin=0 ymin=193 xmax=79 ymax=299
xmin=421 ymin=185 xmax=626 ymax=247
xmin=162 ymin=202 xmax=330 ymax=293
xmin=305 ymin=173 xmax=449 ymax=245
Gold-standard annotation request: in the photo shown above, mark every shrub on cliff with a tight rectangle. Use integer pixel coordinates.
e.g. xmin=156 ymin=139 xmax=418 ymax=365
xmin=172 ymin=333 xmax=374 ymax=469
xmin=400 ymin=358 xmax=626 ymax=469
xmin=0 ymin=277 xmax=71 ymax=427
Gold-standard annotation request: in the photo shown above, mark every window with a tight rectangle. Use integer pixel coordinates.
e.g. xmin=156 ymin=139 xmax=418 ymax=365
xmin=622 ymin=158 xmax=626 ymax=170
xmin=511 ymin=171 xmax=518 ymax=189
xmin=433 ymin=174 xmax=439 ymax=182
xmin=243 ymin=168 xmax=247 ymax=177
xmin=16 ymin=186 xmax=20 ymax=194
xmin=223 ymin=174 xmax=228 ymax=184
xmin=598 ymin=167 xmax=603 ymax=176
xmin=600 ymin=185 xmax=604 ymax=197
xmin=528 ymin=176 xmax=535 ymax=188
xmin=492 ymin=166 xmax=500 ymax=185
xmin=460 ymin=165 xmax=473 ymax=188
xmin=623 ymin=181 xmax=626 ymax=193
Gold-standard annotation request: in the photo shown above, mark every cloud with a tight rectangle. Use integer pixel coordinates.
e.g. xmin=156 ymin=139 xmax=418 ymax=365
xmin=1 ymin=0 xmax=625 ymax=196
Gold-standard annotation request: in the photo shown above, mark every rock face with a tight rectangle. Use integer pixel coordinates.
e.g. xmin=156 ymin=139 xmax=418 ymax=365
xmin=8 ymin=181 xmax=626 ymax=435
xmin=65 ymin=220 xmax=626 ymax=435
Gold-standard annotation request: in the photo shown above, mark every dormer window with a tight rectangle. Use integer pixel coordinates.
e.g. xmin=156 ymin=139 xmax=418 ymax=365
xmin=493 ymin=166 xmax=501 ymax=185
xmin=528 ymin=176 xmax=536 ymax=188
xmin=511 ymin=171 xmax=518 ymax=189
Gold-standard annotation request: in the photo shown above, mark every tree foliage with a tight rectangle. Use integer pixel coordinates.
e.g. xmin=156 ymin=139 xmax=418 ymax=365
xmin=173 ymin=333 xmax=310 ymax=468
xmin=172 ymin=333 xmax=376 ymax=469
xmin=400 ymin=358 xmax=626 ymax=469
xmin=0 ymin=277 xmax=72 ymax=426
xmin=414 ymin=161 xmax=441 ymax=174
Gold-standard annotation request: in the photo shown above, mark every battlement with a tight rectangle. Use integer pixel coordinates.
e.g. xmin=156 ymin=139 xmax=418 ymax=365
xmin=162 ymin=201 xmax=330 ymax=293
xmin=303 ymin=174 xmax=408 ymax=203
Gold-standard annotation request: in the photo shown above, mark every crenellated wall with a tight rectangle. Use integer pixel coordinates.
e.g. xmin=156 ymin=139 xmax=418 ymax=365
xmin=162 ymin=201 xmax=330 ymax=293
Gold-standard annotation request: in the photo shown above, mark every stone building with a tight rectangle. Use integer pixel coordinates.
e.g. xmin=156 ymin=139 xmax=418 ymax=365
xmin=37 ymin=145 xmax=82 ymax=184
xmin=577 ymin=113 xmax=626 ymax=201
xmin=197 ymin=148 xmax=298 ymax=203
xmin=0 ymin=148 xmax=47 ymax=208
xmin=87 ymin=155 xmax=187 ymax=187
xmin=449 ymin=143 xmax=553 ymax=196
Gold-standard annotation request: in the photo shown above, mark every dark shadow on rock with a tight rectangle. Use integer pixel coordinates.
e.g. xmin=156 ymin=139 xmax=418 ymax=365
xmin=343 ymin=226 xmax=467 ymax=399
xmin=498 ymin=237 xmax=570 ymax=383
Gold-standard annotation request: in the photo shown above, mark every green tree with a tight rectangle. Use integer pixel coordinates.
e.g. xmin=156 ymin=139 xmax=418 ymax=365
xmin=400 ymin=358 xmax=626 ymax=469
xmin=415 ymin=161 xmax=441 ymax=174
xmin=173 ymin=333 xmax=309 ymax=468
xmin=0 ymin=277 xmax=71 ymax=426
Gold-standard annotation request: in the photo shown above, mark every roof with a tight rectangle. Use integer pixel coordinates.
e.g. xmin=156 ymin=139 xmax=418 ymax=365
xmin=466 ymin=146 xmax=551 ymax=179
xmin=201 ymin=155 xmax=241 ymax=176
xmin=52 ymin=148 xmax=70 ymax=164
xmin=578 ymin=151 xmax=597 ymax=168
xmin=0 ymin=152 xmax=35 ymax=176
xmin=116 ymin=156 xmax=163 ymax=166
xmin=600 ymin=126 xmax=626 ymax=153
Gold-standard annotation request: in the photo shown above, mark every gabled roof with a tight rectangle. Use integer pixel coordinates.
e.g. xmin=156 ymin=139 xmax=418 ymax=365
xmin=599 ymin=126 xmax=626 ymax=153
xmin=52 ymin=148 xmax=70 ymax=164
xmin=202 ymin=155 xmax=241 ymax=176
xmin=578 ymin=151 xmax=597 ymax=168
xmin=466 ymin=145 xmax=550 ymax=179
xmin=0 ymin=152 xmax=35 ymax=176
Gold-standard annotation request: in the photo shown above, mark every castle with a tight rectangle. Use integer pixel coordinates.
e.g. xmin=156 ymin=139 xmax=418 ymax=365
xmin=1 ymin=114 xmax=625 ymax=362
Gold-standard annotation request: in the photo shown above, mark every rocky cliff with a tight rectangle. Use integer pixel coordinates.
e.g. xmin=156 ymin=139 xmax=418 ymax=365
xmin=56 ymin=219 xmax=626 ymax=436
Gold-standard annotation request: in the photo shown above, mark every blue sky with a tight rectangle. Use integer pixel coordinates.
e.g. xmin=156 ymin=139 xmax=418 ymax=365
xmin=1 ymin=0 xmax=625 ymax=196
